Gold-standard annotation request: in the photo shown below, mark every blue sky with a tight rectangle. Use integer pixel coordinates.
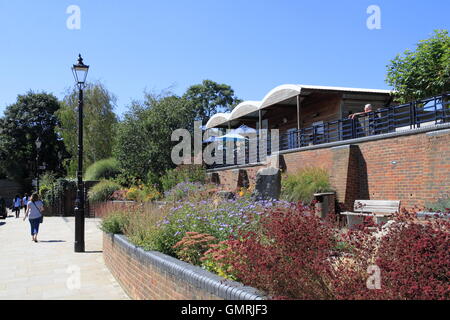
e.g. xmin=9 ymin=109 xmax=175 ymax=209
xmin=0 ymin=0 xmax=448 ymax=116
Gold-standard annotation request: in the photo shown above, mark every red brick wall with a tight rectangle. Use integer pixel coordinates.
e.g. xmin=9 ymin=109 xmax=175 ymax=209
xmin=216 ymin=166 xmax=262 ymax=191
xmin=282 ymin=145 xmax=360 ymax=209
xmin=356 ymin=129 xmax=450 ymax=208
xmin=103 ymin=233 xmax=222 ymax=300
xmin=103 ymin=233 xmax=264 ymax=300
xmin=211 ymin=128 xmax=450 ymax=210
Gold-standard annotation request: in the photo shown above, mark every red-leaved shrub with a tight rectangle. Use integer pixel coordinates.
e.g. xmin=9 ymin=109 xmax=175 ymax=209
xmin=329 ymin=224 xmax=381 ymax=300
xmin=227 ymin=204 xmax=449 ymax=300
xmin=375 ymin=218 xmax=449 ymax=300
xmin=326 ymin=213 xmax=449 ymax=300
xmin=229 ymin=204 xmax=338 ymax=299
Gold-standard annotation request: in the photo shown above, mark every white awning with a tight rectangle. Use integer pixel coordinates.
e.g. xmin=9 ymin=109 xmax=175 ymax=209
xmin=205 ymin=113 xmax=231 ymax=129
xmin=205 ymin=84 xmax=393 ymax=129
xmin=230 ymin=101 xmax=261 ymax=121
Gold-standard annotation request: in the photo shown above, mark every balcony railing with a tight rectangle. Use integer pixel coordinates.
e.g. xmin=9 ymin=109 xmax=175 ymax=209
xmin=206 ymin=93 xmax=450 ymax=170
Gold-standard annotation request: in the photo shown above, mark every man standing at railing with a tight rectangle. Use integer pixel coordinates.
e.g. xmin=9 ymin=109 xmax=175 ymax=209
xmin=348 ymin=104 xmax=373 ymax=120
xmin=348 ymin=104 xmax=376 ymax=137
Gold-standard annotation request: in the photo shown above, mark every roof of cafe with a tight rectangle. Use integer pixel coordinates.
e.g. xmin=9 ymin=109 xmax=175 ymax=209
xmin=205 ymin=84 xmax=392 ymax=129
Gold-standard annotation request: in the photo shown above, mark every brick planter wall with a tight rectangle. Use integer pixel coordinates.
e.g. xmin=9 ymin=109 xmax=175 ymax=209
xmin=209 ymin=126 xmax=450 ymax=209
xmin=103 ymin=233 xmax=265 ymax=300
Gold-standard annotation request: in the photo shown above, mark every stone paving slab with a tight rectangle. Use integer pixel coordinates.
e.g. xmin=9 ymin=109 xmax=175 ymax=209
xmin=0 ymin=211 xmax=129 ymax=300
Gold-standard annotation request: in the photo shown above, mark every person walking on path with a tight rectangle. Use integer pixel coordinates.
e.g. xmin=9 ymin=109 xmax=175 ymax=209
xmin=0 ymin=196 xmax=6 ymax=219
xmin=13 ymin=194 xmax=21 ymax=218
xmin=22 ymin=193 xmax=29 ymax=215
xmin=23 ymin=193 xmax=44 ymax=243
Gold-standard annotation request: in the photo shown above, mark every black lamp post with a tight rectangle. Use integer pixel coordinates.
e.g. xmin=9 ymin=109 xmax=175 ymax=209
xmin=72 ymin=54 xmax=89 ymax=253
xmin=35 ymin=137 xmax=42 ymax=193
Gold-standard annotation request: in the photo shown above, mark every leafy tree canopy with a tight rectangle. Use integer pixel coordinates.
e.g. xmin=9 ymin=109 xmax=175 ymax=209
xmin=386 ymin=29 xmax=450 ymax=103
xmin=114 ymin=80 xmax=241 ymax=183
xmin=57 ymin=81 xmax=118 ymax=176
xmin=0 ymin=91 xmax=66 ymax=185
xmin=113 ymin=93 xmax=194 ymax=184
xmin=183 ymin=79 xmax=242 ymax=125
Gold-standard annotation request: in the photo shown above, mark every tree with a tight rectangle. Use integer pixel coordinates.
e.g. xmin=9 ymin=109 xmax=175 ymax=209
xmin=114 ymin=80 xmax=241 ymax=185
xmin=183 ymin=80 xmax=242 ymax=125
xmin=57 ymin=82 xmax=118 ymax=176
xmin=113 ymin=93 xmax=194 ymax=184
xmin=0 ymin=92 xmax=66 ymax=185
xmin=386 ymin=29 xmax=450 ymax=103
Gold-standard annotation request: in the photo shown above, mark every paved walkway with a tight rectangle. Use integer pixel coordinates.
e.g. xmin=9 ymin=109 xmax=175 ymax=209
xmin=0 ymin=210 xmax=129 ymax=300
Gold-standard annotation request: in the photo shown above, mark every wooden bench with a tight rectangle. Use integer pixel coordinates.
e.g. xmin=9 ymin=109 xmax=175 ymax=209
xmin=341 ymin=200 xmax=400 ymax=228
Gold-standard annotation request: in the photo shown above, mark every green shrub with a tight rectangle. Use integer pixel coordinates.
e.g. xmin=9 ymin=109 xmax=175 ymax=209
xmin=121 ymin=203 xmax=168 ymax=250
xmin=40 ymin=172 xmax=57 ymax=187
xmin=39 ymin=175 xmax=74 ymax=207
xmin=281 ymin=167 xmax=332 ymax=203
xmin=88 ymin=180 xmax=121 ymax=203
xmin=39 ymin=185 xmax=51 ymax=200
xmin=160 ymin=165 xmax=206 ymax=192
xmin=113 ymin=172 xmax=140 ymax=189
xmin=125 ymin=187 xmax=146 ymax=202
xmin=125 ymin=184 xmax=162 ymax=202
xmin=84 ymin=158 xmax=121 ymax=181
xmin=100 ymin=211 xmax=129 ymax=234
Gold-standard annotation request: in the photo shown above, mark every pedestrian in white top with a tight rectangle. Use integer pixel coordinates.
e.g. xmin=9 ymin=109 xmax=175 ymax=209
xmin=22 ymin=193 xmax=29 ymax=215
xmin=23 ymin=193 xmax=45 ymax=243
xmin=13 ymin=194 xmax=21 ymax=218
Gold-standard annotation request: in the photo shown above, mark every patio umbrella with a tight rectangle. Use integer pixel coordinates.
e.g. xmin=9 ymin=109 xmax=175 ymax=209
xmin=230 ymin=125 xmax=257 ymax=135
xmin=202 ymin=136 xmax=217 ymax=143
xmin=215 ymin=133 xmax=248 ymax=141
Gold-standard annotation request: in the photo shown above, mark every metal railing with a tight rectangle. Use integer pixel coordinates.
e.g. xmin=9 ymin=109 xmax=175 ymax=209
xmin=206 ymin=93 xmax=450 ymax=169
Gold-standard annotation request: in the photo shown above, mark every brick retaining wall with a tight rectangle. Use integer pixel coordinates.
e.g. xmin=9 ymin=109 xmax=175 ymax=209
xmin=210 ymin=126 xmax=450 ymax=209
xmin=103 ymin=233 xmax=265 ymax=300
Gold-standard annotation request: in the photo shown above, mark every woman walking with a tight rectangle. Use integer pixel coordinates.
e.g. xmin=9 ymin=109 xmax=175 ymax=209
xmin=23 ymin=193 xmax=44 ymax=243
xmin=13 ymin=194 xmax=21 ymax=218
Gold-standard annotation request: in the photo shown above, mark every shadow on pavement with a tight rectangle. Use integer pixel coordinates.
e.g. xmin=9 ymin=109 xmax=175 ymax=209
xmin=84 ymin=251 xmax=103 ymax=254
xmin=38 ymin=240 xmax=66 ymax=243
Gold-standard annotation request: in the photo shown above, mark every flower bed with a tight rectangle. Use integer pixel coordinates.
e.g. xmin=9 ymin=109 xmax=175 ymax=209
xmin=100 ymin=186 xmax=450 ymax=300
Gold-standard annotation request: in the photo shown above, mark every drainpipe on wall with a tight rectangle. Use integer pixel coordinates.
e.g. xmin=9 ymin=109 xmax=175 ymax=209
xmin=258 ymin=110 xmax=262 ymax=163
xmin=258 ymin=110 xmax=262 ymax=137
xmin=296 ymin=94 xmax=302 ymax=131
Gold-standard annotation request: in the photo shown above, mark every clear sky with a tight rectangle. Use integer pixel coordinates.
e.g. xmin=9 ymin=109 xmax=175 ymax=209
xmin=0 ymin=0 xmax=448 ymax=116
